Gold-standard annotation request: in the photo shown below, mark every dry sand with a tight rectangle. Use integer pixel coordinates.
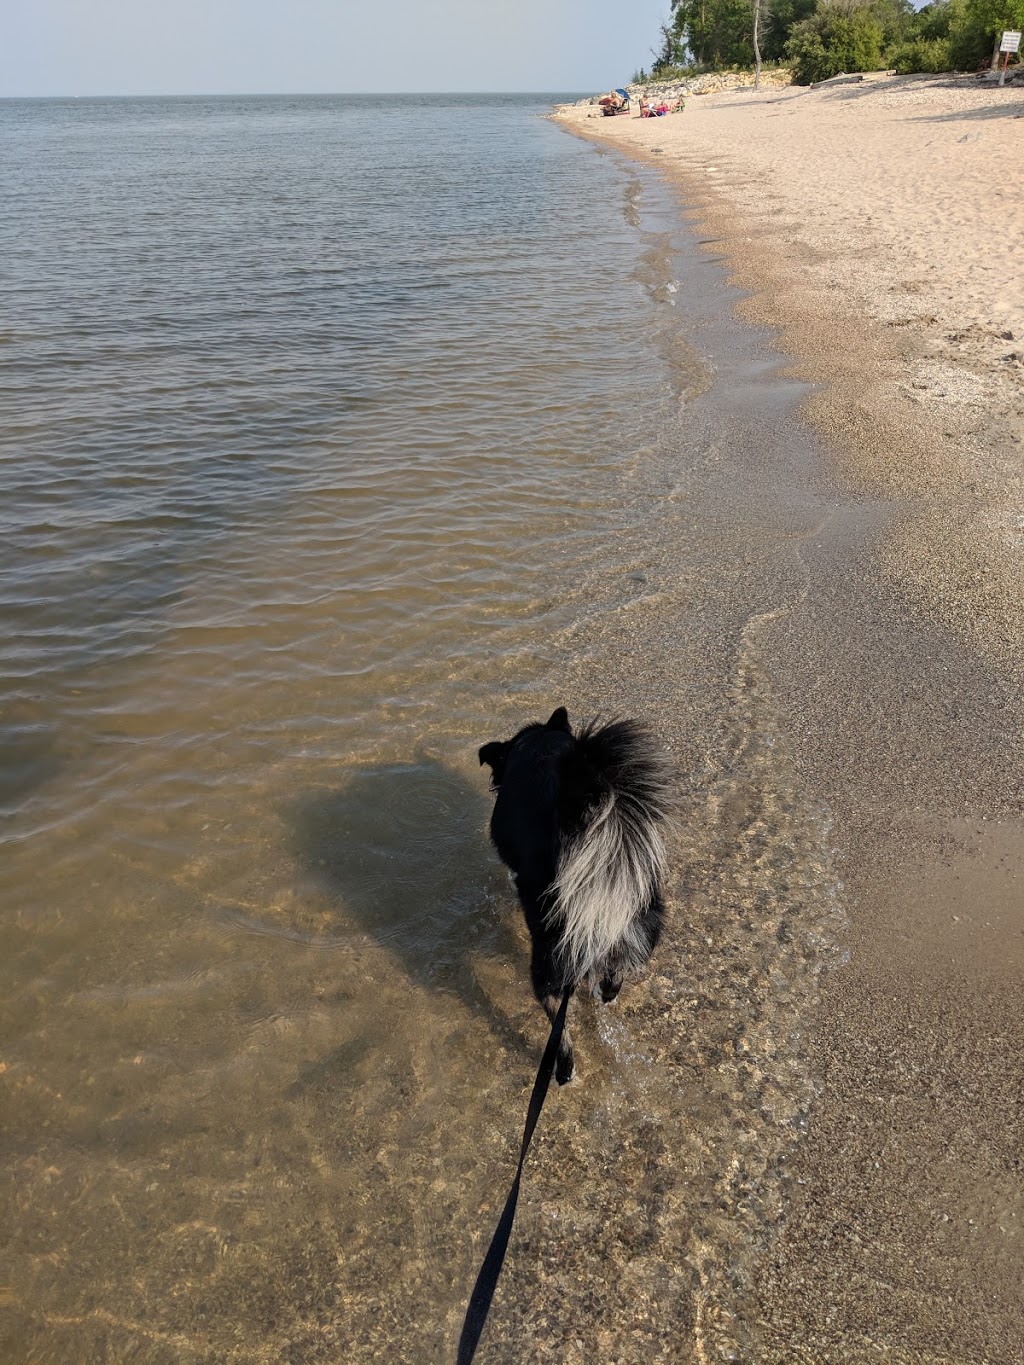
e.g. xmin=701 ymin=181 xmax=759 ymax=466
xmin=555 ymin=76 xmax=1024 ymax=1361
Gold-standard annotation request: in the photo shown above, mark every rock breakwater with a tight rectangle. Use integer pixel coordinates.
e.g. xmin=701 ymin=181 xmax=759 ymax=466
xmin=574 ymin=69 xmax=793 ymax=109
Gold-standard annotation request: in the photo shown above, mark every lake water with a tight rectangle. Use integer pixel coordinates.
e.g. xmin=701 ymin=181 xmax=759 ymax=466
xmin=1 ymin=94 xmax=844 ymax=1361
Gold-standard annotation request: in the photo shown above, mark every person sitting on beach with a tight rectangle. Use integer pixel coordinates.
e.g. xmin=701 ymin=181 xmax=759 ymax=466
xmin=639 ymin=97 xmax=653 ymax=117
xmin=598 ymin=90 xmax=627 ymax=115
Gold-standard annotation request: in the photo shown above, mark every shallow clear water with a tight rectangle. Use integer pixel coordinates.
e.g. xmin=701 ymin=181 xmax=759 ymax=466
xmin=1 ymin=94 xmax=843 ymax=1361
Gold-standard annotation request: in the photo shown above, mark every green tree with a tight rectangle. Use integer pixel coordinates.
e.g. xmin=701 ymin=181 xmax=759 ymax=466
xmin=948 ymin=0 xmax=1024 ymax=68
xmin=913 ymin=0 xmax=955 ymax=40
xmin=669 ymin=0 xmax=923 ymax=73
xmin=759 ymin=0 xmax=820 ymax=60
xmin=785 ymin=2 xmax=885 ymax=80
xmin=885 ymin=0 xmax=954 ymax=70
xmin=671 ymin=0 xmax=854 ymax=67
xmin=651 ymin=19 xmax=689 ymax=73
xmin=867 ymin=0 xmax=916 ymax=47
xmin=672 ymin=0 xmax=760 ymax=66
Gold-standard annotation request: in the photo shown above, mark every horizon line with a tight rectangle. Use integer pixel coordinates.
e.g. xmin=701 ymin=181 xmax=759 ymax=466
xmin=0 ymin=88 xmax=596 ymax=102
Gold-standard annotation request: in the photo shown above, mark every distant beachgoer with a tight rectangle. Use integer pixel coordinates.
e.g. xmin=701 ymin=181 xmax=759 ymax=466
xmin=599 ymin=90 xmax=627 ymax=116
xmin=639 ymin=97 xmax=652 ymax=118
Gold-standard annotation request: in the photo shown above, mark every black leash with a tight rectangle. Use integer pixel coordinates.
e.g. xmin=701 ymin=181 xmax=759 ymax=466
xmin=457 ymin=989 xmax=573 ymax=1365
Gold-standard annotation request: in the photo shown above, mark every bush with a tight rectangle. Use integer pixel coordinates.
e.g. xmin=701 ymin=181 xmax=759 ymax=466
xmin=868 ymin=0 xmax=917 ymax=48
xmin=786 ymin=4 xmax=886 ymax=82
xmin=760 ymin=0 xmax=820 ymax=61
xmin=948 ymin=0 xmax=1024 ymax=70
xmin=913 ymin=0 xmax=954 ymax=40
xmin=648 ymin=63 xmax=697 ymax=80
xmin=887 ymin=36 xmax=954 ymax=69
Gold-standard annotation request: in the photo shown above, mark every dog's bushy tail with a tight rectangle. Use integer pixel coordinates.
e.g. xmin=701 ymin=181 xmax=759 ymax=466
xmin=551 ymin=718 xmax=674 ymax=982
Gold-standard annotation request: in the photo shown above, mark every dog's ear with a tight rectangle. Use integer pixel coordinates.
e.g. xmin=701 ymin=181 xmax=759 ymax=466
xmin=546 ymin=706 xmax=570 ymax=733
xmin=478 ymin=741 xmax=509 ymax=772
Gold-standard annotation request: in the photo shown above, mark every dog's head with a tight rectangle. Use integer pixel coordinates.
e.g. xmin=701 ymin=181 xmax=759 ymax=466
xmin=478 ymin=706 xmax=571 ymax=793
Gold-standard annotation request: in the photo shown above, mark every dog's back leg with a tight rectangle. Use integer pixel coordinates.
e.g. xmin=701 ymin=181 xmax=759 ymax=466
xmin=597 ymin=892 xmax=664 ymax=1003
xmin=596 ymin=944 xmax=630 ymax=1003
xmin=540 ymin=991 xmax=575 ymax=1085
xmin=529 ymin=941 xmax=575 ymax=1084
xmin=597 ymin=968 xmax=625 ymax=1004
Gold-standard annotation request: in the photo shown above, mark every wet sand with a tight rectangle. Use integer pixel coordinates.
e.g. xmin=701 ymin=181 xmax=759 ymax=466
xmin=555 ymin=77 xmax=1024 ymax=1360
xmin=3 ymin=91 xmax=1021 ymax=1363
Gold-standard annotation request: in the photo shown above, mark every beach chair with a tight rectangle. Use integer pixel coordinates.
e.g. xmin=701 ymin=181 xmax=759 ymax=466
xmin=598 ymin=88 xmax=631 ymax=116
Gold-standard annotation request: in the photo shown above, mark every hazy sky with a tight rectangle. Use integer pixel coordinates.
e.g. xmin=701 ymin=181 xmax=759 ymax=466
xmin=3 ymin=0 xmax=672 ymax=98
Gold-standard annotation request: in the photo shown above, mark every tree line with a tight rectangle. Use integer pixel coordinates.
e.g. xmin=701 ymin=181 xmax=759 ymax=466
xmin=635 ymin=0 xmax=1024 ymax=83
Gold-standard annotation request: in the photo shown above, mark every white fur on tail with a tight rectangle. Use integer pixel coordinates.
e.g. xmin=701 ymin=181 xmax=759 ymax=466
xmin=551 ymin=779 xmax=669 ymax=982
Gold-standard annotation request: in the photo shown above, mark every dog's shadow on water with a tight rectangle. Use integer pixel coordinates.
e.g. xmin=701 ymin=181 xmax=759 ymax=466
xmin=285 ymin=756 xmax=533 ymax=1055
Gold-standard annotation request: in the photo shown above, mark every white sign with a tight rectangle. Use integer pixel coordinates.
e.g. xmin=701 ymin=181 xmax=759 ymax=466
xmin=1000 ymin=30 xmax=1021 ymax=52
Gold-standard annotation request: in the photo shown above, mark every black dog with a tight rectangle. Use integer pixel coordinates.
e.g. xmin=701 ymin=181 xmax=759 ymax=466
xmin=479 ymin=707 xmax=672 ymax=1083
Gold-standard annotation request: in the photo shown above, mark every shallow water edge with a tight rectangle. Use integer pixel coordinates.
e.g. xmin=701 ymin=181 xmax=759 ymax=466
xmin=558 ymin=108 xmax=1024 ymax=1362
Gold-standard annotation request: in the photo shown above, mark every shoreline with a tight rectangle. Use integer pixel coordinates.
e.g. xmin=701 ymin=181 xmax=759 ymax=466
xmin=554 ymin=76 xmax=1024 ymax=1358
xmin=555 ymin=73 xmax=1024 ymax=671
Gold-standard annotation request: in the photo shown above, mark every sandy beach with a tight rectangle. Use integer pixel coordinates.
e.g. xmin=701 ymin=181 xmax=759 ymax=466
xmin=559 ymin=75 xmax=1024 ymax=668
xmin=3 ymin=89 xmax=1020 ymax=1364
xmin=556 ymin=76 xmax=1024 ymax=1361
